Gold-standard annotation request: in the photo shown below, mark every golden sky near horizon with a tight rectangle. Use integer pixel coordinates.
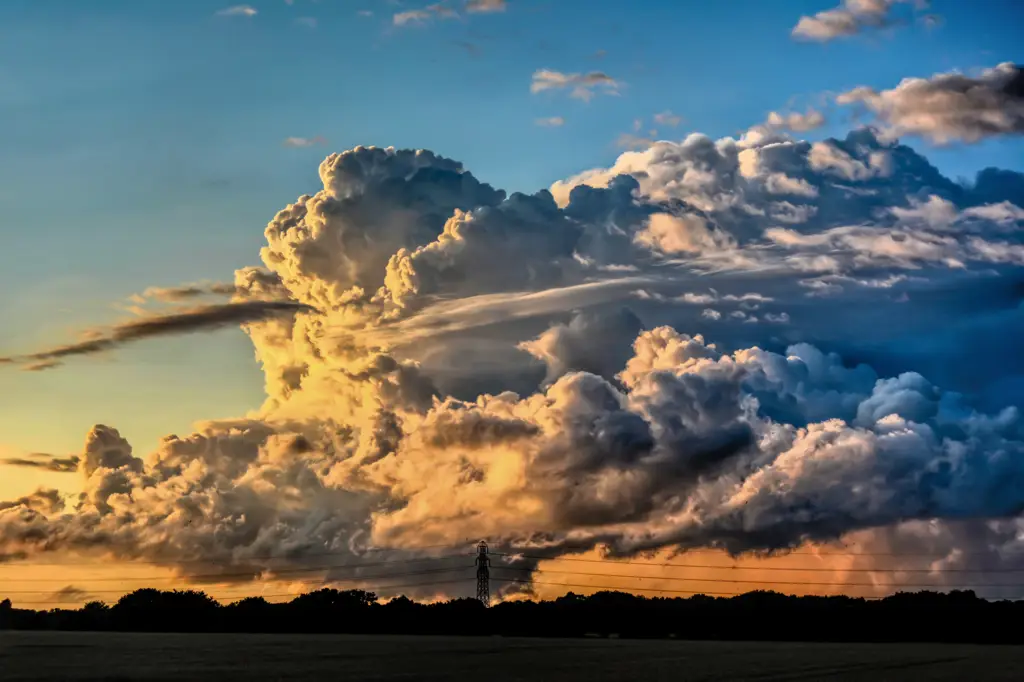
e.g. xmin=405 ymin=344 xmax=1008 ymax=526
xmin=0 ymin=542 xmax=956 ymax=610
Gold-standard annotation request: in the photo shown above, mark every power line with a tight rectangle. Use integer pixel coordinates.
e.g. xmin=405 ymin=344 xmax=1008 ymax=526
xmin=0 ymin=543 xmax=475 ymax=568
xmin=490 ymin=565 xmax=1024 ymax=590
xmin=8 ymin=577 xmax=471 ymax=606
xmin=2 ymin=542 xmax=1016 ymax=569
xmin=494 ymin=578 xmax=757 ymax=598
xmin=494 ymin=578 xmax=888 ymax=600
xmin=0 ymin=566 xmax=474 ymax=593
xmin=490 ymin=552 xmax=1024 ymax=574
xmin=0 ymin=555 xmax=472 ymax=584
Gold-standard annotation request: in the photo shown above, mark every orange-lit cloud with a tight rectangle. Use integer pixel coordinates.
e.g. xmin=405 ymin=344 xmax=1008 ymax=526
xmin=2 ymin=120 xmax=1024 ymax=604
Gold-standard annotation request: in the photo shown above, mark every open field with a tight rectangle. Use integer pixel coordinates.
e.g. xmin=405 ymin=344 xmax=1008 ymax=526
xmin=1 ymin=632 xmax=1023 ymax=681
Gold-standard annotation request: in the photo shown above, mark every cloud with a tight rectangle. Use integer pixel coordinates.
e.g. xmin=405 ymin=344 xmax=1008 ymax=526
xmin=465 ymin=0 xmax=506 ymax=13
xmin=2 ymin=135 xmax=1024 ymax=599
xmin=0 ymin=489 xmax=64 ymax=514
xmin=216 ymin=5 xmax=257 ymax=17
xmin=393 ymin=4 xmax=458 ymax=26
xmin=535 ymin=116 xmax=565 ymax=127
xmin=283 ymin=136 xmax=328 ymax=148
xmin=50 ymin=586 xmax=90 ymax=604
xmin=791 ymin=0 xmax=926 ymax=42
xmin=393 ymin=10 xmax=432 ymax=25
xmin=617 ymin=133 xmax=657 ymax=150
xmin=129 ymin=281 xmax=238 ymax=304
xmin=519 ymin=308 xmax=644 ymax=386
xmin=653 ymin=111 xmax=683 ymax=127
xmin=837 ymin=63 xmax=1024 ymax=144
xmin=2 ymin=453 xmax=80 ymax=473
xmin=766 ymin=108 xmax=827 ymax=132
xmin=295 ymin=17 xmax=317 ymax=29
xmin=452 ymin=40 xmax=482 ymax=57
xmin=0 ymin=300 xmax=316 ymax=371
xmin=633 ymin=213 xmax=735 ymax=256
xmin=531 ymin=70 xmax=621 ymax=102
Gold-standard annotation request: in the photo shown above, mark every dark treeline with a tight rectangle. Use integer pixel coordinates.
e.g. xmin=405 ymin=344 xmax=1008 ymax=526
xmin=2 ymin=588 xmax=1022 ymax=643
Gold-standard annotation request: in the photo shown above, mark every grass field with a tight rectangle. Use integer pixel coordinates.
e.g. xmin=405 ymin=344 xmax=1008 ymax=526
xmin=2 ymin=632 xmax=1023 ymax=681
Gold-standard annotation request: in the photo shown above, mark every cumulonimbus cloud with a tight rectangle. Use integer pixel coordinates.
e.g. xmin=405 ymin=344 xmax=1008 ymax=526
xmin=2 ymin=123 xmax=1023 ymax=598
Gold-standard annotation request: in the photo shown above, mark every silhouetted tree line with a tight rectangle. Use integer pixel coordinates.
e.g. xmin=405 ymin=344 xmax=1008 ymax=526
xmin=1 ymin=588 xmax=1022 ymax=643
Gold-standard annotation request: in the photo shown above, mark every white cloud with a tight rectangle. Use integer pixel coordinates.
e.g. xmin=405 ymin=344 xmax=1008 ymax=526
xmin=766 ymin=108 xmax=826 ymax=132
xmin=393 ymin=10 xmax=433 ymax=25
xmin=465 ymin=0 xmax=506 ymax=13
xmin=394 ymin=3 xmax=458 ymax=26
xmin=535 ymin=116 xmax=565 ymax=127
xmin=653 ymin=110 xmax=683 ymax=127
xmin=216 ymin=5 xmax=258 ymax=17
xmin=791 ymin=0 xmax=928 ymax=42
xmin=283 ymin=136 xmax=327 ymax=148
xmin=531 ymin=69 xmax=621 ymax=102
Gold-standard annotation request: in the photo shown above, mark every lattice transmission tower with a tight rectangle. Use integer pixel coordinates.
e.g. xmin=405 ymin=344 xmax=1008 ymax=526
xmin=475 ymin=540 xmax=490 ymax=605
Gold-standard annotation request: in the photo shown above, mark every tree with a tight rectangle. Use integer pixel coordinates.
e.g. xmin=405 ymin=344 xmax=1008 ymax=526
xmin=0 ymin=598 xmax=12 ymax=630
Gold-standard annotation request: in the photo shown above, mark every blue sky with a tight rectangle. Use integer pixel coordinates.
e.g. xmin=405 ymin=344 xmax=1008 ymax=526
xmin=1 ymin=0 xmax=1022 ymax=462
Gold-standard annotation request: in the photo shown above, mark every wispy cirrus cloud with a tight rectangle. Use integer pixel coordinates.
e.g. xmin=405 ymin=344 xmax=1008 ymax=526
xmin=535 ymin=116 xmax=565 ymax=127
xmin=530 ymin=69 xmax=621 ymax=102
xmin=215 ymin=5 xmax=257 ymax=18
xmin=653 ymin=110 xmax=683 ymax=127
xmin=129 ymin=281 xmax=238 ymax=305
xmin=465 ymin=0 xmax=506 ymax=13
xmin=393 ymin=4 xmax=458 ymax=26
xmin=283 ymin=136 xmax=328 ymax=148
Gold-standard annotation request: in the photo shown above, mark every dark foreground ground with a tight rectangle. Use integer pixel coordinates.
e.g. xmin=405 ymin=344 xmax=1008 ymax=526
xmin=2 ymin=632 xmax=1023 ymax=681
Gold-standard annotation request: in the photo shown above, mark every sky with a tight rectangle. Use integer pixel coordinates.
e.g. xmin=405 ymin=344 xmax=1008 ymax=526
xmin=1 ymin=0 xmax=1024 ymax=607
